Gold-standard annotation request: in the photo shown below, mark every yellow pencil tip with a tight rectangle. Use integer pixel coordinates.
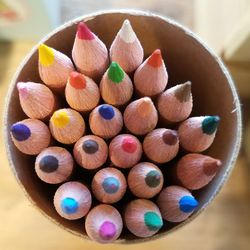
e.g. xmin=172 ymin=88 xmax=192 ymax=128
xmin=38 ymin=44 xmax=54 ymax=66
xmin=51 ymin=110 xmax=70 ymax=128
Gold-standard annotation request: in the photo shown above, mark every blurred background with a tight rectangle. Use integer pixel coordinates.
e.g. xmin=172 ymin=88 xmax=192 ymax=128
xmin=0 ymin=0 xmax=250 ymax=249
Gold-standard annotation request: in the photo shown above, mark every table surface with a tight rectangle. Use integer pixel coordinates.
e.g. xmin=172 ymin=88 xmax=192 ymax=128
xmin=0 ymin=41 xmax=250 ymax=250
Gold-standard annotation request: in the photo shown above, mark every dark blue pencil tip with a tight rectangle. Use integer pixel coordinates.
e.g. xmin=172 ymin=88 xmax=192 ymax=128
xmin=10 ymin=123 xmax=31 ymax=141
xmin=61 ymin=197 xmax=79 ymax=214
xmin=179 ymin=195 xmax=199 ymax=213
xmin=98 ymin=105 xmax=115 ymax=120
xmin=202 ymin=116 xmax=220 ymax=135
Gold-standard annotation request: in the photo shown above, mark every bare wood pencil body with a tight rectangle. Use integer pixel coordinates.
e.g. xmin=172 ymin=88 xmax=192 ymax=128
xmin=10 ymin=119 xmax=51 ymax=155
xmin=17 ymin=81 xmax=57 ymax=120
xmin=35 ymin=146 xmax=74 ymax=184
xmin=110 ymin=19 xmax=144 ymax=73
xmin=85 ymin=204 xmax=123 ymax=243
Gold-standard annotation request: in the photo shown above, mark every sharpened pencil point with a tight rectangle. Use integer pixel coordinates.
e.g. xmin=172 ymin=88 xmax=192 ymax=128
xmin=203 ymin=159 xmax=222 ymax=176
xmin=11 ymin=123 xmax=31 ymax=141
xmin=61 ymin=197 xmax=79 ymax=214
xmin=108 ymin=62 xmax=125 ymax=83
xmin=147 ymin=49 xmax=163 ymax=68
xmin=38 ymin=44 xmax=54 ymax=66
xmin=98 ymin=105 xmax=115 ymax=120
xmin=77 ymin=22 xmax=94 ymax=40
xmin=99 ymin=221 xmax=116 ymax=240
xmin=51 ymin=110 xmax=70 ymax=128
xmin=137 ymin=97 xmax=154 ymax=117
xmin=121 ymin=137 xmax=138 ymax=153
xmin=69 ymin=71 xmax=86 ymax=89
xmin=145 ymin=170 xmax=161 ymax=188
xmin=119 ymin=19 xmax=136 ymax=43
xmin=174 ymin=81 xmax=192 ymax=102
xmin=144 ymin=211 xmax=163 ymax=231
xmin=179 ymin=196 xmax=199 ymax=213
xmin=17 ymin=82 xmax=29 ymax=98
xmin=102 ymin=177 xmax=120 ymax=194
xmin=202 ymin=116 xmax=220 ymax=135
xmin=162 ymin=130 xmax=178 ymax=145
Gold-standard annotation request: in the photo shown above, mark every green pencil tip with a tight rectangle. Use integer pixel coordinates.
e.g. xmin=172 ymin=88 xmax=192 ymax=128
xmin=108 ymin=61 xmax=125 ymax=83
xmin=144 ymin=211 xmax=163 ymax=231
xmin=202 ymin=116 xmax=220 ymax=135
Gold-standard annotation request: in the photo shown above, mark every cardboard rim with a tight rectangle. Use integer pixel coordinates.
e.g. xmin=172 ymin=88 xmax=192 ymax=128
xmin=3 ymin=9 xmax=242 ymax=244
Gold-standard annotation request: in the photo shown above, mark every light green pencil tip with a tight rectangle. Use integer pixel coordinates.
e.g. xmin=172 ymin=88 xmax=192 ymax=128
xmin=107 ymin=61 xmax=125 ymax=84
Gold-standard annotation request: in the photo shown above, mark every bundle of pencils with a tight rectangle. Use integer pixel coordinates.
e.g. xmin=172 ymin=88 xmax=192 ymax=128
xmin=10 ymin=19 xmax=222 ymax=243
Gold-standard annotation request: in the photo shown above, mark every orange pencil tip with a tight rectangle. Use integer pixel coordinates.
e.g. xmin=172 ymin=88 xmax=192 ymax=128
xmin=147 ymin=49 xmax=163 ymax=68
xmin=77 ymin=22 xmax=94 ymax=40
xmin=69 ymin=71 xmax=86 ymax=89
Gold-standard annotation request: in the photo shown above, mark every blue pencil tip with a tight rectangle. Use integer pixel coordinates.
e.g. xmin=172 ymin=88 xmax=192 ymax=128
xmin=179 ymin=195 xmax=199 ymax=213
xmin=61 ymin=197 xmax=79 ymax=214
xmin=98 ymin=105 xmax=115 ymax=120
xmin=10 ymin=123 xmax=31 ymax=141
xmin=102 ymin=177 xmax=120 ymax=194
xmin=202 ymin=116 xmax=220 ymax=135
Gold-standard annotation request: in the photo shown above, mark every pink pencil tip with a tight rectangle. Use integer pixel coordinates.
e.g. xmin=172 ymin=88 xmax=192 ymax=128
xmin=17 ymin=82 xmax=28 ymax=97
xmin=99 ymin=221 xmax=116 ymax=240
xmin=77 ymin=22 xmax=95 ymax=40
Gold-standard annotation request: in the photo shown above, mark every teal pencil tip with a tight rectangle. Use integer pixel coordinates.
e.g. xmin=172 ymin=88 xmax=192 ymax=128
xmin=107 ymin=61 xmax=125 ymax=83
xmin=202 ymin=116 xmax=220 ymax=135
xmin=144 ymin=211 xmax=163 ymax=231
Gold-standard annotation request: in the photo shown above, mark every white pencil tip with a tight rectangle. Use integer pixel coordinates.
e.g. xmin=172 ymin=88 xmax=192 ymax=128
xmin=119 ymin=19 xmax=136 ymax=43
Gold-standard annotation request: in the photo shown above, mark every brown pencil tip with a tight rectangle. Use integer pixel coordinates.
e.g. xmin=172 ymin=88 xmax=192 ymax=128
xmin=147 ymin=49 xmax=163 ymax=68
xmin=174 ymin=81 xmax=192 ymax=102
xmin=137 ymin=97 xmax=154 ymax=117
xmin=162 ymin=130 xmax=178 ymax=145
xmin=203 ymin=158 xmax=222 ymax=176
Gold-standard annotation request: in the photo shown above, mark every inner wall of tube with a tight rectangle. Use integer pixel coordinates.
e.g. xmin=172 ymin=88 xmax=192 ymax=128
xmin=6 ymin=12 xmax=239 ymax=240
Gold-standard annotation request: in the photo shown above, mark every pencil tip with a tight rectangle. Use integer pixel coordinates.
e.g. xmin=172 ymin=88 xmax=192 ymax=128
xmin=121 ymin=137 xmax=137 ymax=153
xmin=202 ymin=116 xmax=220 ymax=135
xmin=61 ymin=197 xmax=79 ymax=214
xmin=69 ymin=71 xmax=86 ymax=89
xmin=173 ymin=81 xmax=192 ymax=102
xmin=38 ymin=44 xmax=54 ymax=66
xmin=203 ymin=158 xmax=222 ymax=176
xmin=99 ymin=221 xmax=116 ymax=240
xmin=17 ymin=82 xmax=29 ymax=98
xmin=147 ymin=49 xmax=163 ymax=68
xmin=51 ymin=110 xmax=70 ymax=128
xmin=144 ymin=211 xmax=163 ymax=231
xmin=137 ymin=97 xmax=154 ymax=117
xmin=102 ymin=177 xmax=120 ymax=194
xmin=98 ymin=104 xmax=115 ymax=120
xmin=179 ymin=195 xmax=199 ymax=213
xmin=119 ymin=19 xmax=136 ymax=43
xmin=77 ymin=22 xmax=94 ymax=40
xmin=107 ymin=61 xmax=125 ymax=83
xmin=162 ymin=130 xmax=178 ymax=145
xmin=10 ymin=123 xmax=31 ymax=141
xmin=145 ymin=170 xmax=161 ymax=188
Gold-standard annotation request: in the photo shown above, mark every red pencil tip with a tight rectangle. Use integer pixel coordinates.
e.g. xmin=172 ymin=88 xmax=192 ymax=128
xmin=122 ymin=137 xmax=137 ymax=153
xmin=69 ymin=71 xmax=86 ymax=89
xmin=77 ymin=22 xmax=94 ymax=40
xmin=147 ymin=49 xmax=163 ymax=68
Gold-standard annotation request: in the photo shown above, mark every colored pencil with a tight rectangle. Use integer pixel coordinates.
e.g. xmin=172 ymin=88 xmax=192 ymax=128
xmin=72 ymin=22 xmax=109 ymax=80
xmin=157 ymin=185 xmax=199 ymax=223
xmin=157 ymin=81 xmax=193 ymax=122
xmin=73 ymin=135 xmax=108 ymax=170
xmin=127 ymin=162 xmax=163 ymax=198
xmin=134 ymin=49 xmax=168 ymax=97
xmin=178 ymin=116 xmax=220 ymax=152
xmin=65 ymin=71 xmax=100 ymax=112
xmin=109 ymin=134 xmax=143 ymax=168
xmin=17 ymin=81 xmax=57 ymax=120
xmin=100 ymin=61 xmax=133 ymax=106
xmin=124 ymin=97 xmax=158 ymax=135
xmin=110 ymin=19 xmax=144 ymax=73
xmin=124 ymin=199 xmax=163 ymax=238
xmin=53 ymin=181 xmax=92 ymax=220
xmin=89 ymin=104 xmax=123 ymax=139
xmin=49 ymin=108 xmax=85 ymax=144
xmin=91 ymin=167 xmax=127 ymax=204
xmin=35 ymin=146 xmax=74 ymax=184
xmin=143 ymin=128 xmax=179 ymax=163
xmin=10 ymin=119 xmax=51 ymax=155
xmin=85 ymin=204 xmax=123 ymax=243
xmin=38 ymin=44 xmax=74 ymax=90
xmin=175 ymin=153 xmax=222 ymax=190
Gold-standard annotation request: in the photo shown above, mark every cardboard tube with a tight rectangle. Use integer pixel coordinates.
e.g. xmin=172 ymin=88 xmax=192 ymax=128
xmin=3 ymin=10 xmax=242 ymax=243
